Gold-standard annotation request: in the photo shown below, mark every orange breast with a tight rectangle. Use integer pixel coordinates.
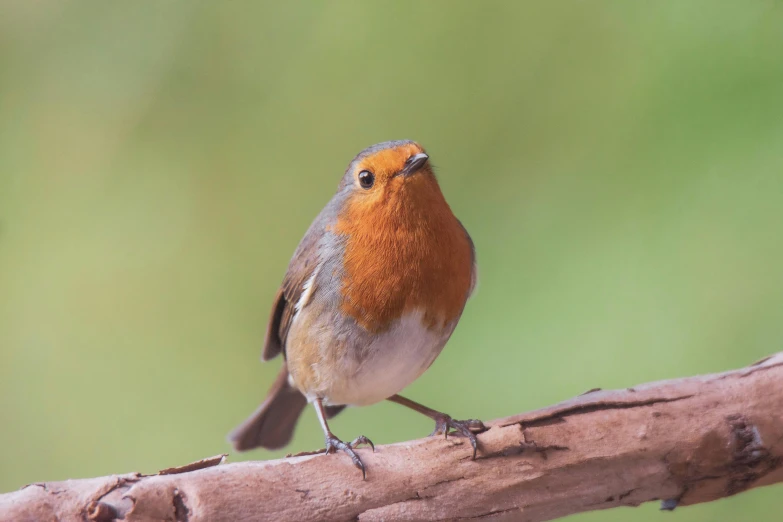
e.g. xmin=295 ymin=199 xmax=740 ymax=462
xmin=333 ymin=173 xmax=473 ymax=333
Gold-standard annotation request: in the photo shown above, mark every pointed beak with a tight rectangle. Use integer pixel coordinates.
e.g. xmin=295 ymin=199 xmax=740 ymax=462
xmin=400 ymin=153 xmax=429 ymax=177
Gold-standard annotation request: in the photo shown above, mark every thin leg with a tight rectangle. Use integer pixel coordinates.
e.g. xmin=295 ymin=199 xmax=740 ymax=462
xmin=387 ymin=394 xmax=486 ymax=459
xmin=313 ymin=398 xmax=374 ymax=479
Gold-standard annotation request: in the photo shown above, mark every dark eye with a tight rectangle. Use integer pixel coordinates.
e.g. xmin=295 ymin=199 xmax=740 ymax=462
xmin=358 ymin=170 xmax=375 ymax=189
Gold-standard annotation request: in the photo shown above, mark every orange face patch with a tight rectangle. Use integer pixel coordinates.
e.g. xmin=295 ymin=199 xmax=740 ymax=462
xmin=333 ymin=145 xmax=474 ymax=333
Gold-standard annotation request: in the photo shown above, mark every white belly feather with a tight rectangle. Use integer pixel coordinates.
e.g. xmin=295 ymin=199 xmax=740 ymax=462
xmin=333 ymin=309 xmax=452 ymax=406
xmin=288 ymin=304 xmax=454 ymax=407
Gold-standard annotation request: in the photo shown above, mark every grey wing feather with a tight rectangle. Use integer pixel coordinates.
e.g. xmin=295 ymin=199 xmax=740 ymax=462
xmin=261 ymin=288 xmax=287 ymax=360
xmin=261 ymin=197 xmax=343 ymax=361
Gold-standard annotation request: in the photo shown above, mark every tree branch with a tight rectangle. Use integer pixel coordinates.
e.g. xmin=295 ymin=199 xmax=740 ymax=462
xmin=3 ymin=353 xmax=782 ymax=522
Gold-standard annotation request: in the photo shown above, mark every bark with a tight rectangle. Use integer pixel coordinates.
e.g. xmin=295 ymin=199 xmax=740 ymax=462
xmin=2 ymin=353 xmax=782 ymax=522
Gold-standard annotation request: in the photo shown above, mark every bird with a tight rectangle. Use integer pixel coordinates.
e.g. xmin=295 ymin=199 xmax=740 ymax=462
xmin=228 ymin=140 xmax=484 ymax=478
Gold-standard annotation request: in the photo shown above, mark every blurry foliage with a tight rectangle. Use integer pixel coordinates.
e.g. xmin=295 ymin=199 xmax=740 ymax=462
xmin=1 ymin=2 xmax=782 ymax=520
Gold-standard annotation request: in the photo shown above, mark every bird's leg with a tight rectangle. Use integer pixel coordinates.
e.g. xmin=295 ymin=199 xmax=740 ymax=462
xmin=387 ymin=394 xmax=486 ymax=459
xmin=313 ymin=398 xmax=374 ymax=479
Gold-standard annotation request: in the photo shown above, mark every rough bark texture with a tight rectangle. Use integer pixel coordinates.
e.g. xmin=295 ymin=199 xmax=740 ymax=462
xmin=2 ymin=353 xmax=782 ymax=522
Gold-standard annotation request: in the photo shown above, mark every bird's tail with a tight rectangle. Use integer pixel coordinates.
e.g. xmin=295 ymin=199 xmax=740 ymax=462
xmin=228 ymin=365 xmax=308 ymax=451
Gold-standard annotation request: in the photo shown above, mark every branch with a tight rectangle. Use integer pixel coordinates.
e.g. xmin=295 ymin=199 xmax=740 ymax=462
xmin=3 ymin=354 xmax=782 ymax=522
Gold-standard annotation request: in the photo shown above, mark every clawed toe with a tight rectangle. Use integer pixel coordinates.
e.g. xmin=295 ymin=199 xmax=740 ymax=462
xmin=349 ymin=435 xmax=375 ymax=452
xmin=430 ymin=415 xmax=487 ymax=460
xmin=324 ymin=434 xmax=374 ymax=480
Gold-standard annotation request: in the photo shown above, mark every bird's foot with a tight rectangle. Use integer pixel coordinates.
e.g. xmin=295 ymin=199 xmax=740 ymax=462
xmin=430 ymin=414 xmax=486 ymax=459
xmin=324 ymin=433 xmax=375 ymax=479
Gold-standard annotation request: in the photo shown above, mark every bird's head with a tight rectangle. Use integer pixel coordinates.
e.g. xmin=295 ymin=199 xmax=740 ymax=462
xmin=338 ymin=140 xmax=441 ymax=214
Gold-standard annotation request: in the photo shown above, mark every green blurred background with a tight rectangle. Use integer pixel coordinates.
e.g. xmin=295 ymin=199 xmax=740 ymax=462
xmin=1 ymin=1 xmax=782 ymax=520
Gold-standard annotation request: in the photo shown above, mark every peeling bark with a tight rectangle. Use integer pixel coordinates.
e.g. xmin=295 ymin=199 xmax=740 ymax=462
xmin=1 ymin=354 xmax=782 ymax=522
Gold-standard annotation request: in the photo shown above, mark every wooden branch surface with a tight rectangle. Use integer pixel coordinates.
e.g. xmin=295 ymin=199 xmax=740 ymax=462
xmin=2 ymin=353 xmax=782 ymax=522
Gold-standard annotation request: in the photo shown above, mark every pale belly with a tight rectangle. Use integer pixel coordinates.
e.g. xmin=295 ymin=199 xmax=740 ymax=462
xmin=286 ymin=307 xmax=455 ymax=406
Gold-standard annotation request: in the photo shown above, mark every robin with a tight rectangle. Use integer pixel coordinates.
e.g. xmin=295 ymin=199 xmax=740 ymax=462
xmin=229 ymin=140 xmax=484 ymax=478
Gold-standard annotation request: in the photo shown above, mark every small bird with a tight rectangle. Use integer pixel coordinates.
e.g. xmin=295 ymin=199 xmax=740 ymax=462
xmin=229 ymin=140 xmax=483 ymax=477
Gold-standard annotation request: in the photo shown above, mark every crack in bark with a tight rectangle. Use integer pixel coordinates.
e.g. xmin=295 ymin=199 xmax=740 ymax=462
xmin=173 ymin=488 xmax=190 ymax=522
xmin=515 ymin=395 xmax=694 ymax=429
xmin=459 ymin=506 xmax=521 ymax=519
xmin=725 ymin=414 xmax=782 ymax=496
xmin=596 ymin=488 xmax=636 ymax=506
xmin=520 ymin=430 xmax=570 ymax=461
xmin=428 ymin=476 xmax=466 ymax=489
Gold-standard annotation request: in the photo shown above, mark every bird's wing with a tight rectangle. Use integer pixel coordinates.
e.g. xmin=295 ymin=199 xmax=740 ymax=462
xmin=262 ymin=200 xmax=340 ymax=361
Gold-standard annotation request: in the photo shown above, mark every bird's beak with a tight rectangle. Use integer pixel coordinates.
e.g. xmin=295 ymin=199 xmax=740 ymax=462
xmin=400 ymin=153 xmax=429 ymax=177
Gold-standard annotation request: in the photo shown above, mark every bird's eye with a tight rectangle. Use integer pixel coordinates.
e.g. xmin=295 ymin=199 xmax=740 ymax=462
xmin=358 ymin=170 xmax=375 ymax=189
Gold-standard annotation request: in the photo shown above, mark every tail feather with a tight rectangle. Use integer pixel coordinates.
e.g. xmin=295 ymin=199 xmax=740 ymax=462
xmin=229 ymin=366 xmax=307 ymax=451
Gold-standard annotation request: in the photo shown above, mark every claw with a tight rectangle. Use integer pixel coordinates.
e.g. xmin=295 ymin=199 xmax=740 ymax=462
xmin=350 ymin=435 xmax=375 ymax=452
xmin=324 ymin=434 xmax=374 ymax=480
xmin=430 ymin=414 xmax=486 ymax=460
